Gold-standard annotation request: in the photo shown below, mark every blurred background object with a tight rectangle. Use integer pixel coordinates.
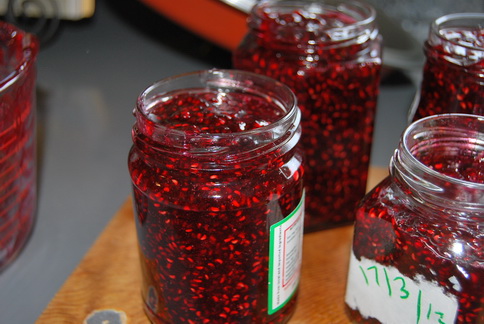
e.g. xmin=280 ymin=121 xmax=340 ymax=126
xmin=367 ymin=0 xmax=484 ymax=82
xmin=366 ymin=0 xmax=484 ymax=44
xmin=0 ymin=21 xmax=38 ymax=272
xmin=408 ymin=12 xmax=484 ymax=122
xmin=141 ymin=0 xmax=484 ymax=80
xmin=0 ymin=0 xmax=94 ymax=20
xmin=139 ymin=0 xmax=249 ymax=50
xmin=0 ymin=0 xmax=95 ymax=44
xmin=139 ymin=0 xmax=420 ymax=69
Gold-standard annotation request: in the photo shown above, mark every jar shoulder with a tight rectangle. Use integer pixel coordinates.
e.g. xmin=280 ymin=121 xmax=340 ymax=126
xmin=355 ymin=176 xmax=482 ymax=264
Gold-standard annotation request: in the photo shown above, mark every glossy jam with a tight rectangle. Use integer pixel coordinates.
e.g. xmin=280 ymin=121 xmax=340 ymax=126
xmin=0 ymin=22 xmax=38 ymax=271
xmin=128 ymin=71 xmax=304 ymax=323
xmin=413 ymin=14 xmax=484 ymax=121
xmin=234 ymin=0 xmax=382 ymax=231
xmin=346 ymin=114 xmax=484 ymax=324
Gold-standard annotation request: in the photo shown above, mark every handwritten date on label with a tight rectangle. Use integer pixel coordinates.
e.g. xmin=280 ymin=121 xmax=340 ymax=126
xmin=345 ymin=252 xmax=458 ymax=324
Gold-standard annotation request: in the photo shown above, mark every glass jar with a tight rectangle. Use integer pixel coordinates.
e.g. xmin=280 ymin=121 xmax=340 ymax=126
xmin=345 ymin=114 xmax=484 ymax=324
xmin=411 ymin=13 xmax=484 ymax=121
xmin=0 ymin=22 xmax=39 ymax=271
xmin=233 ymin=0 xmax=382 ymax=231
xmin=128 ymin=70 xmax=305 ymax=323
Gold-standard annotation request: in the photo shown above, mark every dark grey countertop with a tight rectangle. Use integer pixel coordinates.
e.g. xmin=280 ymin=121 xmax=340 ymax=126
xmin=0 ymin=1 xmax=416 ymax=322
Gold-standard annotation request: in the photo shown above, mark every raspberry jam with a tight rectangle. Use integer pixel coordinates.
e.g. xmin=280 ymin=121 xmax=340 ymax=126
xmin=128 ymin=70 xmax=304 ymax=323
xmin=233 ymin=0 xmax=382 ymax=231
xmin=0 ymin=22 xmax=38 ymax=271
xmin=412 ymin=13 xmax=484 ymax=121
xmin=345 ymin=114 xmax=484 ymax=324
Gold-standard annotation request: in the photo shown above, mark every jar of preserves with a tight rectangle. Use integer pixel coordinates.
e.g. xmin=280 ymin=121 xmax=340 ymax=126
xmin=233 ymin=0 xmax=382 ymax=231
xmin=345 ymin=114 xmax=484 ymax=324
xmin=0 ymin=22 xmax=38 ymax=271
xmin=128 ymin=70 xmax=305 ymax=323
xmin=411 ymin=13 xmax=484 ymax=121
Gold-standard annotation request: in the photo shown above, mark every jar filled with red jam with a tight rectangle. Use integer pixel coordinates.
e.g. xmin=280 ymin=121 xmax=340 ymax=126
xmin=411 ymin=13 xmax=484 ymax=121
xmin=345 ymin=114 xmax=484 ymax=324
xmin=0 ymin=22 xmax=38 ymax=271
xmin=233 ymin=0 xmax=382 ymax=231
xmin=128 ymin=70 xmax=305 ymax=323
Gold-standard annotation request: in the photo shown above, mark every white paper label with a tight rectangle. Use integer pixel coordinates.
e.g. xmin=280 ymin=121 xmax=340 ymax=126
xmin=345 ymin=251 xmax=458 ymax=324
xmin=268 ymin=194 xmax=304 ymax=314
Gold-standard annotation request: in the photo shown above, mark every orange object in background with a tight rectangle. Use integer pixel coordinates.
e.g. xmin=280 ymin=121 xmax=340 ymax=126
xmin=139 ymin=0 xmax=249 ymax=51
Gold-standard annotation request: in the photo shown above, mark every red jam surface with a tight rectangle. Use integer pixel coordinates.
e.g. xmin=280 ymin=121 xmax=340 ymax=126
xmin=0 ymin=23 xmax=37 ymax=270
xmin=348 ymin=147 xmax=484 ymax=323
xmin=144 ymin=90 xmax=285 ymax=133
xmin=129 ymin=89 xmax=304 ymax=323
xmin=234 ymin=7 xmax=381 ymax=230
xmin=413 ymin=28 xmax=484 ymax=120
xmin=412 ymin=144 xmax=484 ymax=184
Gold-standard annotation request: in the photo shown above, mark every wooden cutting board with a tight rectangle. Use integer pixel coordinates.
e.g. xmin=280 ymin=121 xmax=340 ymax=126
xmin=36 ymin=167 xmax=388 ymax=324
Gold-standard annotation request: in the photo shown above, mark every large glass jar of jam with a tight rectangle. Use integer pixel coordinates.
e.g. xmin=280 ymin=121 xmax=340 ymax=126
xmin=233 ymin=0 xmax=382 ymax=231
xmin=0 ymin=22 xmax=38 ymax=271
xmin=128 ymin=70 xmax=305 ymax=323
xmin=345 ymin=114 xmax=484 ymax=324
xmin=411 ymin=13 xmax=484 ymax=121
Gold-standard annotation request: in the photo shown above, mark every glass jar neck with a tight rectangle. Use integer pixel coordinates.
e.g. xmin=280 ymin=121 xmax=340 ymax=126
xmin=247 ymin=0 xmax=379 ymax=53
xmin=425 ymin=13 xmax=484 ymax=72
xmin=132 ymin=69 xmax=301 ymax=170
xmin=390 ymin=114 xmax=484 ymax=220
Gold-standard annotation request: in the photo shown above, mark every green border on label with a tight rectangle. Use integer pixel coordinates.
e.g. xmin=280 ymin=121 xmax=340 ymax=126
xmin=268 ymin=192 xmax=305 ymax=315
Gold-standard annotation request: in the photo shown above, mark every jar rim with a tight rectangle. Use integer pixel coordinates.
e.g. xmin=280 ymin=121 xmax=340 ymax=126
xmin=136 ymin=69 xmax=298 ymax=139
xmin=249 ymin=0 xmax=377 ymax=36
xmin=0 ymin=21 xmax=39 ymax=93
xmin=402 ymin=113 xmax=484 ymax=190
xmin=134 ymin=69 xmax=301 ymax=160
xmin=431 ymin=12 xmax=484 ymax=52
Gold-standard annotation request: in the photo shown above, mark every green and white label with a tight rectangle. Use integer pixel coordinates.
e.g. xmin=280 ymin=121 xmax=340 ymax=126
xmin=268 ymin=195 xmax=304 ymax=315
xmin=345 ymin=251 xmax=458 ymax=324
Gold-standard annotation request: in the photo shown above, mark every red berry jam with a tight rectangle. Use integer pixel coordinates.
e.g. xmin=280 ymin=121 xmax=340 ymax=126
xmin=128 ymin=70 xmax=304 ymax=323
xmin=412 ymin=13 xmax=484 ymax=121
xmin=0 ymin=22 xmax=38 ymax=271
xmin=345 ymin=114 xmax=484 ymax=324
xmin=233 ymin=0 xmax=382 ymax=231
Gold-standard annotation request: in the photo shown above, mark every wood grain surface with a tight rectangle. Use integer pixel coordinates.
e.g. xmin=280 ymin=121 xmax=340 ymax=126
xmin=36 ymin=167 xmax=388 ymax=324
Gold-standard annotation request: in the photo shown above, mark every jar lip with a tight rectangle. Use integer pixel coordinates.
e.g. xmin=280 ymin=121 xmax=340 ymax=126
xmin=402 ymin=113 xmax=484 ymax=189
xmin=136 ymin=69 xmax=299 ymax=139
xmin=250 ymin=0 xmax=377 ymax=33
xmin=431 ymin=12 xmax=484 ymax=52
xmin=0 ymin=21 xmax=39 ymax=93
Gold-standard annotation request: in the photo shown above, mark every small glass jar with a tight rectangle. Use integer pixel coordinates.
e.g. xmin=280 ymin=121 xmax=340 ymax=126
xmin=0 ymin=22 xmax=38 ymax=271
xmin=411 ymin=13 xmax=484 ymax=121
xmin=233 ymin=0 xmax=382 ymax=231
xmin=345 ymin=114 xmax=484 ymax=324
xmin=128 ymin=70 xmax=305 ymax=323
